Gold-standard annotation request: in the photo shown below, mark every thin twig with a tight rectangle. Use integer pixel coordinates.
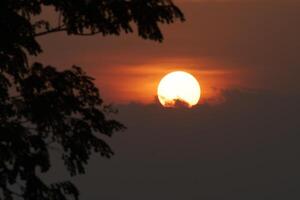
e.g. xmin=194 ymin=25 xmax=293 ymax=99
xmin=34 ymin=27 xmax=67 ymax=37
xmin=34 ymin=26 xmax=102 ymax=37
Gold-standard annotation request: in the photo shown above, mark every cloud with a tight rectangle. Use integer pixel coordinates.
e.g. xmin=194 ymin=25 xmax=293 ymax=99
xmin=56 ymin=89 xmax=300 ymax=200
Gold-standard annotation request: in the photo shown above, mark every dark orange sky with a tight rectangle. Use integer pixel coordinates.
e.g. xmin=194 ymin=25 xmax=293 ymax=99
xmin=36 ymin=0 xmax=300 ymax=104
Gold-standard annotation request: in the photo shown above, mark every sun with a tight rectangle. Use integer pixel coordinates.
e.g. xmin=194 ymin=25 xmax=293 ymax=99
xmin=157 ymin=71 xmax=201 ymax=108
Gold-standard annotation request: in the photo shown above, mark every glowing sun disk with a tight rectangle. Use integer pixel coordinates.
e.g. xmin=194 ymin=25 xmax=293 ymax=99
xmin=157 ymin=71 xmax=201 ymax=107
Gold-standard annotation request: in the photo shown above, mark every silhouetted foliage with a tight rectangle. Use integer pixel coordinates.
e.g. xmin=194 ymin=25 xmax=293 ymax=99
xmin=164 ymin=98 xmax=191 ymax=108
xmin=0 ymin=0 xmax=184 ymax=199
xmin=173 ymin=99 xmax=191 ymax=108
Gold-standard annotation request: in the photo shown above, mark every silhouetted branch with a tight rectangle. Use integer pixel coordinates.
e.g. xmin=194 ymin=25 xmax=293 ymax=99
xmin=34 ymin=28 xmax=103 ymax=37
xmin=34 ymin=26 xmax=67 ymax=37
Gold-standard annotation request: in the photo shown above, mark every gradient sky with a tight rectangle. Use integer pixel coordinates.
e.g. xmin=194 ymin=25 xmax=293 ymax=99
xmin=38 ymin=1 xmax=300 ymax=199
xmin=36 ymin=0 xmax=300 ymax=104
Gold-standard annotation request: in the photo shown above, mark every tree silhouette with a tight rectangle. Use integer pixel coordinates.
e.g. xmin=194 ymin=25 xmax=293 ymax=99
xmin=0 ymin=0 xmax=184 ymax=199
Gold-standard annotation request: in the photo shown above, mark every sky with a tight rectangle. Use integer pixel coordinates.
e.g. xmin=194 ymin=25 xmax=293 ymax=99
xmin=37 ymin=0 xmax=300 ymax=104
xmin=38 ymin=0 xmax=300 ymax=199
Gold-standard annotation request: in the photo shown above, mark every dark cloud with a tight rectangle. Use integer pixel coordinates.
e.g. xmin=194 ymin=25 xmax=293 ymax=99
xmin=48 ymin=90 xmax=299 ymax=200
